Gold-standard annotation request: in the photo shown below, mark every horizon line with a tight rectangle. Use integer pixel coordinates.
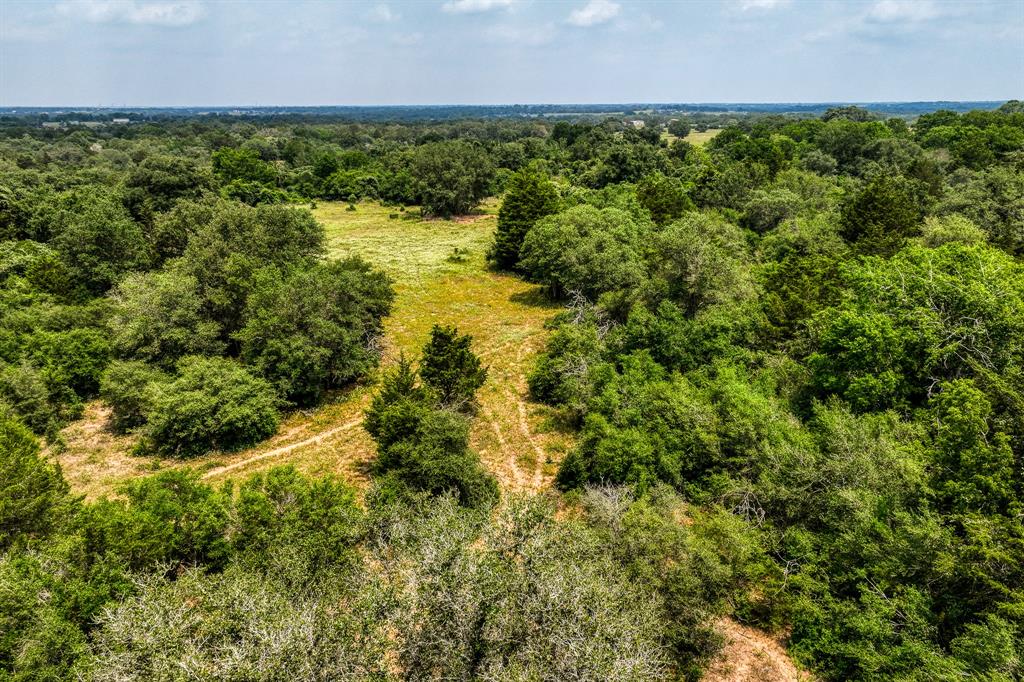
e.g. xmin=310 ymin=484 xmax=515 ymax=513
xmin=0 ymin=99 xmax=1012 ymax=110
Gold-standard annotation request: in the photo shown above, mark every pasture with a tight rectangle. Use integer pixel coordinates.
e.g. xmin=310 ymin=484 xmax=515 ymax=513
xmin=53 ymin=201 xmax=569 ymax=499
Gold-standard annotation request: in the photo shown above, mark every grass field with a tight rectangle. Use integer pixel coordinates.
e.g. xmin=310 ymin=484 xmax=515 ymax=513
xmin=53 ymin=200 xmax=571 ymax=499
xmin=662 ymin=127 xmax=722 ymax=146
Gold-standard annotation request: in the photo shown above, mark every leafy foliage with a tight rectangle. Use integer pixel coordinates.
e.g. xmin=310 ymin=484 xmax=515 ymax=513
xmin=237 ymin=257 xmax=394 ymax=405
xmin=144 ymin=356 xmax=280 ymax=458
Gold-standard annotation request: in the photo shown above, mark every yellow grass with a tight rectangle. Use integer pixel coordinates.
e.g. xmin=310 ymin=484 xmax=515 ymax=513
xmin=662 ymin=127 xmax=722 ymax=147
xmin=52 ymin=200 xmax=570 ymax=499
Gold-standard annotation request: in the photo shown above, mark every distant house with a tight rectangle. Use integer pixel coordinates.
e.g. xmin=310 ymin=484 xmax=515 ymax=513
xmin=111 ymin=118 xmax=130 ymax=124
xmin=630 ymin=120 xmax=645 ymax=129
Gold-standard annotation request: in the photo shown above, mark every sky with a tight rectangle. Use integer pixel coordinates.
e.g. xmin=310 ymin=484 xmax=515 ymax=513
xmin=1 ymin=0 xmax=1022 ymax=106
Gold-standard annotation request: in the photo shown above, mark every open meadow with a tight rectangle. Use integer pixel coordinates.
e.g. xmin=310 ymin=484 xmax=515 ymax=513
xmin=52 ymin=200 xmax=570 ymax=499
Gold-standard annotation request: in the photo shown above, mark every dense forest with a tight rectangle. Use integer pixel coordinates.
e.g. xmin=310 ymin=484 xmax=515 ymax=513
xmin=2 ymin=100 xmax=1023 ymax=680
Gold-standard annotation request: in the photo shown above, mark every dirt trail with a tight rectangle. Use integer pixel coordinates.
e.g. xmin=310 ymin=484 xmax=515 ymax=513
xmin=202 ymin=418 xmax=363 ymax=479
xmin=705 ymin=618 xmax=814 ymax=682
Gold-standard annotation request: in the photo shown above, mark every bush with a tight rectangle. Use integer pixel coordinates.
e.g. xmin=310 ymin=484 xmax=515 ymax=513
xmin=145 ymin=356 xmax=279 ymax=458
xmin=365 ymin=356 xmax=498 ymax=509
xmin=237 ymin=257 xmax=394 ymax=405
xmin=99 ymin=360 xmax=170 ymax=433
xmin=0 ymin=361 xmax=62 ymax=435
xmin=0 ymin=411 xmax=71 ymax=551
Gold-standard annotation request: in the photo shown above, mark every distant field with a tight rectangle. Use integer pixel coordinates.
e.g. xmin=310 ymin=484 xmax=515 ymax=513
xmin=684 ymin=128 xmax=722 ymax=145
xmin=662 ymin=127 xmax=722 ymax=146
xmin=54 ymin=200 xmax=570 ymax=499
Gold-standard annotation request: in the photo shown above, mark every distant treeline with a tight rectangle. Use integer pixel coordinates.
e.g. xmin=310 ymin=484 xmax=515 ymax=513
xmin=0 ymin=99 xmax=1008 ymax=124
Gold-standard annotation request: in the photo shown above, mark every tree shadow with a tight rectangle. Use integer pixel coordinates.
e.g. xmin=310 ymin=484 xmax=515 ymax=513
xmin=509 ymin=285 xmax=560 ymax=310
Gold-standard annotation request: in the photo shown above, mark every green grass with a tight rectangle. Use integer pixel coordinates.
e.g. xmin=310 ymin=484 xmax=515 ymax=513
xmin=318 ymin=200 xmax=498 ymax=283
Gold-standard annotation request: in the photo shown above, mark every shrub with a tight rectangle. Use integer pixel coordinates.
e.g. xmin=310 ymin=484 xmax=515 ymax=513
xmin=0 ymin=411 xmax=71 ymax=550
xmin=0 ymin=361 xmax=61 ymax=435
xmin=145 ymin=356 xmax=279 ymax=458
xmin=99 ymin=360 xmax=170 ymax=433
xmin=237 ymin=257 xmax=394 ymax=405
xmin=365 ymin=355 xmax=498 ymax=509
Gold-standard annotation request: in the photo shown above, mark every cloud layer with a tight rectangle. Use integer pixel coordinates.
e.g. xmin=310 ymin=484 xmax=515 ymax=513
xmin=441 ymin=0 xmax=514 ymax=15
xmin=56 ymin=0 xmax=205 ymax=27
xmin=2 ymin=0 xmax=1019 ymax=106
xmin=568 ymin=0 xmax=620 ymax=27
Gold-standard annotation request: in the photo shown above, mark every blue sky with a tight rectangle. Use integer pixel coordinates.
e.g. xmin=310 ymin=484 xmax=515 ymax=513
xmin=1 ymin=0 xmax=1021 ymax=106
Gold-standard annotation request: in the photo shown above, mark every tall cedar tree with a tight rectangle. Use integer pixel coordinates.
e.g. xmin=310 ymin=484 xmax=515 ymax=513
xmin=490 ymin=167 xmax=560 ymax=270
xmin=839 ymin=175 xmax=923 ymax=255
xmin=419 ymin=325 xmax=488 ymax=412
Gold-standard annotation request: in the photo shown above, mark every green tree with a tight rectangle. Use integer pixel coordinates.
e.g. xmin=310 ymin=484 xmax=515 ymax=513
xmin=419 ymin=324 xmax=487 ymax=412
xmin=145 ymin=356 xmax=280 ymax=458
xmin=236 ymin=257 xmax=394 ymax=405
xmin=489 ymin=166 xmax=559 ymax=270
xmin=211 ymin=147 xmax=277 ymax=184
xmin=649 ymin=212 xmax=754 ymax=316
xmin=178 ymin=201 xmax=325 ymax=337
xmin=124 ymin=154 xmax=213 ymax=216
xmin=365 ymin=353 xmax=498 ymax=509
xmin=839 ymin=175 xmax=923 ymax=255
xmin=99 ymin=360 xmax=170 ymax=433
xmin=409 ymin=141 xmax=495 ymax=217
xmin=0 ymin=411 xmax=72 ymax=551
xmin=109 ymin=267 xmax=224 ymax=368
xmin=929 ymin=380 xmax=1018 ymax=516
xmin=519 ymin=205 xmax=647 ymax=300
xmin=49 ymin=191 xmax=150 ymax=294
xmin=667 ymin=119 xmax=691 ymax=138
xmin=635 ymin=172 xmax=694 ymax=226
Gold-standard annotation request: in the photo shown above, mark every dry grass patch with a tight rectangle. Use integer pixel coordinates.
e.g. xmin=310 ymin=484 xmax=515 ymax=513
xmin=705 ymin=618 xmax=815 ymax=682
xmin=663 ymin=128 xmax=723 ymax=147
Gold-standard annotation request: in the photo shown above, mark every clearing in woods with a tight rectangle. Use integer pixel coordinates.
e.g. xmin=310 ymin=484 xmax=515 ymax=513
xmin=52 ymin=200 xmax=570 ymax=499
xmin=662 ymin=127 xmax=722 ymax=146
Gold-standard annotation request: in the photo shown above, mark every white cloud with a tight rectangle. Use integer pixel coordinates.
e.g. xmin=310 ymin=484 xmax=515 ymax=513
xmin=866 ymin=0 xmax=941 ymax=23
xmin=567 ymin=0 xmax=620 ymax=27
xmin=366 ymin=4 xmax=399 ymax=22
xmin=441 ymin=0 xmax=514 ymax=15
xmin=739 ymin=0 xmax=790 ymax=10
xmin=55 ymin=0 xmax=205 ymax=27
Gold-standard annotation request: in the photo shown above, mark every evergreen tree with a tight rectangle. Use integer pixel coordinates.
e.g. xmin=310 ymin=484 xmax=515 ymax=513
xmin=419 ymin=325 xmax=487 ymax=412
xmin=839 ymin=175 xmax=923 ymax=255
xmin=489 ymin=166 xmax=559 ymax=270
